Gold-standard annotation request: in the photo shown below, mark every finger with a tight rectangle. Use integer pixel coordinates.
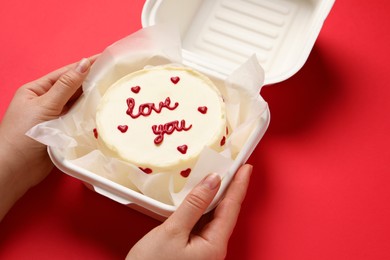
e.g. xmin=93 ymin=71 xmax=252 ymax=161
xmin=42 ymin=55 xmax=99 ymax=86
xmin=42 ymin=58 xmax=91 ymax=109
xmin=28 ymin=55 xmax=99 ymax=96
xmin=165 ymin=173 xmax=221 ymax=236
xmin=201 ymin=164 xmax=252 ymax=244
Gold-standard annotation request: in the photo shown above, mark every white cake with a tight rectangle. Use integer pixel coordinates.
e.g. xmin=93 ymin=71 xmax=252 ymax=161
xmin=95 ymin=66 xmax=227 ymax=181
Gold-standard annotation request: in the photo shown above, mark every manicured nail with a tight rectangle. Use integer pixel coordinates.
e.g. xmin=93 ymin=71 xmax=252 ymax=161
xmin=202 ymin=173 xmax=221 ymax=190
xmin=75 ymin=58 xmax=90 ymax=73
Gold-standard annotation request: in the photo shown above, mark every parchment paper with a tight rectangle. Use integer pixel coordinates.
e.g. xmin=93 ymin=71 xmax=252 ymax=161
xmin=27 ymin=24 xmax=268 ymax=206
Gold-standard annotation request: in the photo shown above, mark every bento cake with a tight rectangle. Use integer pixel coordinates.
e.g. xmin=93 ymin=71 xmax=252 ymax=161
xmin=95 ymin=66 xmax=227 ymax=180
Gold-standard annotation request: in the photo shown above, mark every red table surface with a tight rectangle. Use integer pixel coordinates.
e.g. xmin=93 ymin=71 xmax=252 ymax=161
xmin=1 ymin=1 xmax=390 ymax=259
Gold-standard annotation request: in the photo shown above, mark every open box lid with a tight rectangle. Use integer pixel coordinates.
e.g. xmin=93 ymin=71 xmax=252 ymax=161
xmin=141 ymin=0 xmax=335 ymax=85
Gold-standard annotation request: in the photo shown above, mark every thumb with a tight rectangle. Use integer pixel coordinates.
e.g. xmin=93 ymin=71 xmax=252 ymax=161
xmin=44 ymin=58 xmax=91 ymax=110
xmin=165 ymin=173 xmax=221 ymax=234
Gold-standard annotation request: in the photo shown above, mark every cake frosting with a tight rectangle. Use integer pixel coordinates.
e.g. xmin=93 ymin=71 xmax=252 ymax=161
xmin=95 ymin=66 xmax=227 ymax=183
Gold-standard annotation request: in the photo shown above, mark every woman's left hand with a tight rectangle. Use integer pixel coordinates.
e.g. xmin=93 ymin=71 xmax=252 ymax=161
xmin=0 ymin=57 xmax=95 ymax=220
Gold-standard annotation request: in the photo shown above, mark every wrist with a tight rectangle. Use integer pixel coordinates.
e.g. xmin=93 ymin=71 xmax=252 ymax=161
xmin=0 ymin=136 xmax=31 ymax=221
xmin=0 ymin=126 xmax=28 ymax=180
xmin=0 ymin=123 xmax=53 ymax=186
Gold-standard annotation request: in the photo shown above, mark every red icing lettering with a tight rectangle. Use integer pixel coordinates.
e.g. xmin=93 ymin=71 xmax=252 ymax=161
xmin=131 ymin=86 xmax=140 ymax=93
xmin=198 ymin=106 xmax=208 ymax=114
xmin=177 ymin=145 xmax=188 ymax=154
xmin=117 ymin=125 xmax=128 ymax=133
xmin=220 ymin=136 xmax=226 ymax=146
xmin=126 ymin=97 xmax=178 ymax=119
xmin=170 ymin=76 xmax=180 ymax=84
xmin=180 ymin=168 xmax=191 ymax=178
xmin=226 ymin=126 xmax=229 ymax=135
xmin=93 ymin=128 xmax=98 ymax=139
xmin=152 ymin=120 xmax=192 ymax=144
xmin=139 ymin=167 xmax=153 ymax=174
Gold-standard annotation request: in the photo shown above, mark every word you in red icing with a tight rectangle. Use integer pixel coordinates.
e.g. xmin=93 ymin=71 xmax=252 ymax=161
xmin=170 ymin=76 xmax=180 ymax=84
xmin=152 ymin=120 xmax=192 ymax=145
xmin=126 ymin=97 xmax=179 ymax=119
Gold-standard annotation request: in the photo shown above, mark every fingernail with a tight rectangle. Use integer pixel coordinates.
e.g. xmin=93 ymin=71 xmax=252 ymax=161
xmin=202 ymin=173 xmax=221 ymax=190
xmin=75 ymin=58 xmax=90 ymax=73
xmin=245 ymin=164 xmax=253 ymax=175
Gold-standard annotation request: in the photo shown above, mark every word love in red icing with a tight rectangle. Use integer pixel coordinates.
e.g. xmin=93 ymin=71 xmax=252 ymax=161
xmin=152 ymin=120 xmax=192 ymax=144
xmin=126 ymin=97 xmax=179 ymax=119
xmin=170 ymin=76 xmax=180 ymax=84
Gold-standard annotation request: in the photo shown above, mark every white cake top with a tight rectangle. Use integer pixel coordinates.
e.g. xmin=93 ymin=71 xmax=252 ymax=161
xmin=95 ymin=66 xmax=227 ymax=178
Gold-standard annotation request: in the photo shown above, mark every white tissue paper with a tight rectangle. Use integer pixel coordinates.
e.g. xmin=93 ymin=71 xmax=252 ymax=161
xmin=27 ymin=24 xmax=268 ymax=207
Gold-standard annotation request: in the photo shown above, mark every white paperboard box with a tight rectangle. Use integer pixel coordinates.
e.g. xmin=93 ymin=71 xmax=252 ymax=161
xmin=49 ymin=0 xmax=335 ymax=220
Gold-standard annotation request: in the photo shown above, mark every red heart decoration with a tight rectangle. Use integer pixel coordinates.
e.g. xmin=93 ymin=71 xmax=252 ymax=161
xmin=220 ymin=136 xmax=226 ymax=146
xmin=198 ymin=106 xmax=208 ymax=114
xmin=93 ymin=128 xmax=98 ymax=139
xmin=180 ymin=168 xmax=191 ymax=178
xmin=139 ymin=167 xmax=153 ymax=174
xmin=177 ymin=145 xmax=188 ymax=154
xmin=170 ymin=76 xmax=180 ymax=84
xmin=117 ymin=125 xmax=128 ymax=133
xmin=131 ymin=86 xmax=141 ymax=93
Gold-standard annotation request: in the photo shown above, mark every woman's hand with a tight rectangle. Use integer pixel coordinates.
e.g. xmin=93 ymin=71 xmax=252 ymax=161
xmin=127 ymin=164 xmax=253 ymax=260
xmin=0 ymin=57 xmax=95 ymax=220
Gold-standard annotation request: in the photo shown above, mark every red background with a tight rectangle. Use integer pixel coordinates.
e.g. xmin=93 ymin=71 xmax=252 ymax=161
xmin=1 ymin=1 xmax=390 ymax=259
